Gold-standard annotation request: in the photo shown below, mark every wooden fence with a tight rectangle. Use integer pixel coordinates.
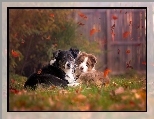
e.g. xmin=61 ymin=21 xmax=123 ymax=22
xmin=75 ymin=9 xmax=146 ymax=74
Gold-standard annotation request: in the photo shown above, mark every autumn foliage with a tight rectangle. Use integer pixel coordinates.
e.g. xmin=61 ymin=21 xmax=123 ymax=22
xmin=9 ymin=9 xmax=100 ymax=76
xmin=9 ymin=74 xmax=146 ymax=111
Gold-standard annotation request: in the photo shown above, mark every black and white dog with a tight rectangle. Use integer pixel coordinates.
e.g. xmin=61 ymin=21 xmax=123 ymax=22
xmin=24 ymin=48 xmax=80 ymax=90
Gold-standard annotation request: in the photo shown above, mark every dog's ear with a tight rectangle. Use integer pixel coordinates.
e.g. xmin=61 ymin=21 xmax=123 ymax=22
xmin=53 ymin=49 xmax=61 ymax=58
xmin=69 ymin=48 xmax=80 ymax=59
xmin=88 ymin=54 xmax=97 ymax=64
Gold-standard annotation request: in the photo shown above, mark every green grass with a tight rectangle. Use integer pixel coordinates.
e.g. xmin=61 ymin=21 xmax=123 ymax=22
xmin=9 ymin=73 xmax=146 ymax=111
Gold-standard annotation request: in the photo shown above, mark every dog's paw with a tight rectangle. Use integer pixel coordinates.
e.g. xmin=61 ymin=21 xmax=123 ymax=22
xmin=67 ymin=82 xmax=80 ymax=87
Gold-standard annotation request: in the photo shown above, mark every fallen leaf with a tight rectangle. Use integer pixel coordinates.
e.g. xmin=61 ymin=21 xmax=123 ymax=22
xmin=75 ymin=94 xmax=87 ymax=102
xmin=121 ymin=95 xmax=129 ymax=100
xmin=131 ymin=89 xmax=137 ymax=93
xmin=126 ymin=60 xmax=133 ymax=69
xmin=48 ymin=98 xmax=55 ymax=106
xmin=135 ymin=93 xmax=141 ymax=99
xmin=77 ymin=104 xmax=90 ymax=111
xmin=126 ymin=50 xmax=130 ymax=54
xmin=50 ymin=13 xmax=54 ymax=18
xmin=129 ymin=21 xmax=132 ymax=26
xmin=11 ymin=50 xmax=19 ymax=58
xmin=78 ymin=11 xmax=87 ymax=20
xmin=129 ymin=101 xmax=135 ymax=107
xmin=123 ymin=31 xmax=130 ymax=38
xmin=118 ymin=49 xmax=120 ymax=54
xmin=59 ymin=89 xmax=69 ymax=95
xmin=9 ymin=88 xmax=19 ymax=94
xmin=75 ymin=86 xmax=82 ymax=94
xmin=90 ymin=28 xmax=99 ymax=36
xmin=111 ymin=24 xmax=115 ymax=29
xmin=136 ymin=43 xmax=141 ymax=46
xmin=137 ymin=25 xmax=140 ymax=29
xmin=112 ymin=15 xmax=118 ymax=20
xmin=104 ymin=69 xmax=111 ymax=77
xmin=142 ymin=61 xmax=146 ymax=65
xmin=114 ymin=87 xmax=124 ymax=95
xmin=77 ymin=22 xmax=85 ymax=26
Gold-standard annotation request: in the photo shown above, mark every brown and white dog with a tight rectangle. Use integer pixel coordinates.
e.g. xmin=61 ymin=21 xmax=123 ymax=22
xmin=75 ymin=52 xmax=97 ymax=76
xmin=75 ymin=52 xmax=110 ymax=87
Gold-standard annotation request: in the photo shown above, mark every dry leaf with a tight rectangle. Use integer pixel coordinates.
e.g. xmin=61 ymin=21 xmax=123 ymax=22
xmin=75 ymin=94 xmax=87 ymax=101
xmin=59 ymin=89 xmax=69 ymax=95
xmin=77 ymin=104 xmax=90 ymax=111
xmin=123 ymin=31 xmax=130 ymax=38
xmin=114 ymin=87 xmax=124 ymax=95
xmin=48 ymin=98 xmax=55 ymax=106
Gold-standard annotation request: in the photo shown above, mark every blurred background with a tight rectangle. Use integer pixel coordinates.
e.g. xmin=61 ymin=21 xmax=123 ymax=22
xmin=9 ymin=9 xmax=146 ymax=77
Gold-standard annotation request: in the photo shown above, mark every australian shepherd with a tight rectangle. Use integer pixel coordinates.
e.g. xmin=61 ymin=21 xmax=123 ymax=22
xmin=24 ymin=48 xmax=80 ymax=90
xmin=75 ymin=52 xmax=110 ymax=87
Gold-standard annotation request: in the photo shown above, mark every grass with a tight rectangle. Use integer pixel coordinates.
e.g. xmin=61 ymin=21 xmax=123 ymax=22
xmin=9 ymin=72 xmax=146 ymax=111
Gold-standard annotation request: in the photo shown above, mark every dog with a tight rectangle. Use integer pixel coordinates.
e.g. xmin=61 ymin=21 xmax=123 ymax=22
xmin=75 ymin=52 xmax=110 ymax=87
xmin=75 ymin=52 xmax=97 ymax=77
xmin=24 ymin=48 xmax=80 ymax=90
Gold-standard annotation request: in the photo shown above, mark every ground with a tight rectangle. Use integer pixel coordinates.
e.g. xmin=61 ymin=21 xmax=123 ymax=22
xmin=9 ymin=72 xmax=146 ymax=111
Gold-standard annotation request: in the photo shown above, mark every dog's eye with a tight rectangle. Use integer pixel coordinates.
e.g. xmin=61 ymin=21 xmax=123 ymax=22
xmin=68 ymin=55 xmax=74 ymax=60
xmin=86 ymin=63 xmax=89 ymax=67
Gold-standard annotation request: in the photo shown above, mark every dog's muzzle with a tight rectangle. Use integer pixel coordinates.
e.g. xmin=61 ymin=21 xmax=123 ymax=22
xmin=65 ymin=61 xmax=74 ymax=69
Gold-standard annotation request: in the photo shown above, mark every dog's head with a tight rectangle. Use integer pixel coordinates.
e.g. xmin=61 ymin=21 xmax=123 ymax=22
xmin=50 ymin=48 xmax=80 ymax=72
xmin=76 ymin=52 xmax=97 ymax=73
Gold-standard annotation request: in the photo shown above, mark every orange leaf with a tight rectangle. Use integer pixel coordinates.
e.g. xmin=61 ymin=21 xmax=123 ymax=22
xmin=77 ymin=22 xmax=85 ymax=26
xmin=75 ymin=86 xmax=82 ymax=94
xmin=75 ymin=94 xmax=87 ymax=101
xmin=78 ymin=11 xmax=87 ymax=19
xmin=123 ymin=31 xmax=130 ymax=38
xmin=104 ymin=69 xmax=111 ymax=77
xmin=118 ymin=49 xmax=120 ymax=54
xmin=9 ymin=88 xmax=19 ymax=94
xmin=11 ymin=50 xmax=19 ymax=58
xmin=50 ymin=13 xmax=54 ymax=18
xmin=90 ymin=28 xmax=96 ymax=36
xmin=46 ymin=35 xmax=51 ymax=40
xmin=112 ymin=15 xmax=118 ymax=20
xmin=142 ymin=61 xmax=146 ymax=65
xmin=129 ymin=101 xmax=135 ymax=106
xmin=126 ymin=50 xmax=130 ymax=54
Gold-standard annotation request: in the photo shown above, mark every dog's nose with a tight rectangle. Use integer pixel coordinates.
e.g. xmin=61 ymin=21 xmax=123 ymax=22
xmin=80 ymin=67 xmax=83 ymax=70
xmin=67 ymin=63 xmax=71 ymax=67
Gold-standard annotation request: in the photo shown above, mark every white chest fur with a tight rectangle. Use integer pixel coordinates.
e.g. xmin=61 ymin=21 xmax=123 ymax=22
xmin=65 ymin=68 xmax=75 ymax=84
xmin=64 ymin=68 xmax=80 ymax=86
